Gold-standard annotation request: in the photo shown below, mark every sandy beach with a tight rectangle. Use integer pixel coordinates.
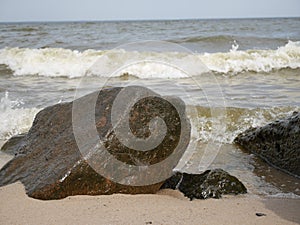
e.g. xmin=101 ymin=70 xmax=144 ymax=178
xmin=0 ymin=154 xmax=299 ymax=225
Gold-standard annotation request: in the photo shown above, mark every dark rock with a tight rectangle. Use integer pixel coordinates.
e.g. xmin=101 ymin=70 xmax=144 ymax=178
xmin=0 ymin=86 xmax=190 ymax=200
xmin=161 ymin=169 xmax=247 ymax=200
xmin=234 ymin=112 xmax=300 ymax=177
xmin=256 ymin=213 xmax=267 ymax=217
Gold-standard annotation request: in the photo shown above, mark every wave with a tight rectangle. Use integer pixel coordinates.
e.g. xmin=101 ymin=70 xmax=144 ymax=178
xmin=192 ymin=105 xmax=299 ymax=144
xmin=170 ymin=35 xmax=289 ymax=46
xmin=8 ymin=27 xmax=40 ymax=32
xmin=0 ymin=92 xmax=40 ymax=140
xmin=201 ymin=40 xmax=300 ymax=74
xmin=0 ymin=89 xmax=297 ymax=145
xmin=170 ymin=35 xmax=234 ymax=44
xmin=269 ymin=192 xmax=300 ymax=199
xmin=0 ymin=41 xmax=299 ymax=78
xmin=0 ymin=88 xmax=298 ymax=146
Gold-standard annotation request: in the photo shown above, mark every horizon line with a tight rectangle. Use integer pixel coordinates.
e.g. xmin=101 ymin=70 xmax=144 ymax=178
xmin=0 ymin=16 xmax=299 ymax=23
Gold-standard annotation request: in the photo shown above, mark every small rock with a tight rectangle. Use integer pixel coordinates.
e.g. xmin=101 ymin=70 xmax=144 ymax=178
xmin=161 ymin=169 xmax=247 ymax=200
xmin=256 ymin=213 xmax=266 ymax=217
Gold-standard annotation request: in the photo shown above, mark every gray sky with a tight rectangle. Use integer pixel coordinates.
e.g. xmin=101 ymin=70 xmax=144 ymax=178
xmin=0 ymin=0 xmax=299 ymax=22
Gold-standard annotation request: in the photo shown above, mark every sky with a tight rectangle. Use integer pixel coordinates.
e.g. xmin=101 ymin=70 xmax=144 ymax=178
xmin=0 ymin=0 xmax=300 ymax=22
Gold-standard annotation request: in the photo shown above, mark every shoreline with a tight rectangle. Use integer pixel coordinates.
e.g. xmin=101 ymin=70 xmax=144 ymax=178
xmin=0 ymin=182 xmax=299 ymax=225
xmin=0 ymin=152 xmax=299 ymax=225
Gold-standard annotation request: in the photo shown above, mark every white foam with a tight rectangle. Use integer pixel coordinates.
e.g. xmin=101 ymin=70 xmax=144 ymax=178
xmin=0 ymin=92 xmax=39 ymax=140
xmin=194 ymin=106 xmax=300 ymax=144
xmin=269 ymin=192 xmax=300 ymax=199
xmin=0 ymin=41 xmax=299 ymax=78
xmin=201 ymin=41 xmax=300 ymax=74
xmin=0 ymin=48 xmax=100 ymax=78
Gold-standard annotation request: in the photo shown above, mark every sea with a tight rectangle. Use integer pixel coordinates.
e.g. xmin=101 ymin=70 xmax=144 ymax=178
xmin=0 ymin=18 xmax=299 ymax=198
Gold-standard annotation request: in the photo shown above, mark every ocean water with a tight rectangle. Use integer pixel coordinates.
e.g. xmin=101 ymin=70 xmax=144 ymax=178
xmin=0 ymin=18 xmax=299 ymax=197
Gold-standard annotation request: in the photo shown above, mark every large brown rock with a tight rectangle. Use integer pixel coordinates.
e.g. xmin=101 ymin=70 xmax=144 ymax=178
xmin=0 ymin=86 xmax=190 ymax=200
xmin=234 ymin=112 xmax=300 ymax=177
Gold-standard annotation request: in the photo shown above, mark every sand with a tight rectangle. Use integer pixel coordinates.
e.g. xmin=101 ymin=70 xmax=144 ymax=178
xmin=0 ymin=153 xmax=299 ymax=225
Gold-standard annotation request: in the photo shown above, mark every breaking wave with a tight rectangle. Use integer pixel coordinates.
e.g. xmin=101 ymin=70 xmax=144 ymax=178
xmin=0 ymin=41 xmax=299 ymax=78
xmin=192 ymin=105 xmax=300 ymax=144
xmin=0 ymin=92 xmax=39 ymax=140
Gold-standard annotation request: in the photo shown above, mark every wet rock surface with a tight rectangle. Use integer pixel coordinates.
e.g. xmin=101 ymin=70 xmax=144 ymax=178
xmin=0 ymin=86 xmax=190 ymax=200
xmin=234 ymin=112 xmax=300 ymax=177
xmin=161 ymin=169 xmax=247 ymax=200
